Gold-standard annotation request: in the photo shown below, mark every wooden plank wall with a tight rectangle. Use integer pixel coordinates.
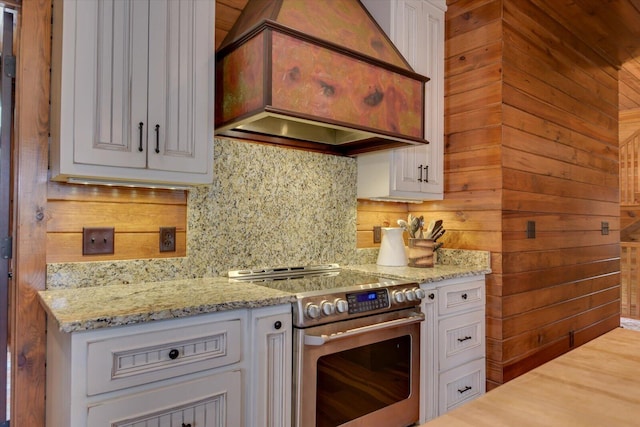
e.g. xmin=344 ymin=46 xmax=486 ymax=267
xmin=421 ymin=0 xmax=505 ymax=388
xmin=355 ymin=0 xmax=622 ymax=389
xmin=356 ymin=200 xmax=408 ymax=249
xmin=620 ymin=109 xmax=640 ymax=143
xmin=499 ymin=0 xmax=620 ymax=384
xmin=46 ymin=182 xmax=187 ymax=263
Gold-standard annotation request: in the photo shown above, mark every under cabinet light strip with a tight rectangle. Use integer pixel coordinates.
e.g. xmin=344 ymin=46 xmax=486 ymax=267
xmin=66 ymin=177 xmax=191 ymax=191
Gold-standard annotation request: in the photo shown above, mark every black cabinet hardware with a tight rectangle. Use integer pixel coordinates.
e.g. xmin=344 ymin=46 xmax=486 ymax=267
xmin=155 ymin=124 xmax=160 ymax=153
xmin=138 ymin=122 xmax=144 ymax=152
xmin=458 ymin=385 xmax=472 ymax=394
xmin=274 ymin=320 xmax=282 ymax=330
xmin=168 ymin=348 xmax=180 ymax=360
xmin=457 ymin=335 xmax=472 ymax=342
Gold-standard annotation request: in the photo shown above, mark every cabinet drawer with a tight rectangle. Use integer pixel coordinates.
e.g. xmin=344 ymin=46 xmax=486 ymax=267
xmin=438 ymin=310 xmax=484 ymax=371
xmin=88 ymin=370 xmax=241 ymax=427
xmin=438 ymin=279 xmax=484 ymax=316
xmin=438 ymin=358 xmax=485 ymax=414
xmin=87 ymin=318 xmax=242 ymax=395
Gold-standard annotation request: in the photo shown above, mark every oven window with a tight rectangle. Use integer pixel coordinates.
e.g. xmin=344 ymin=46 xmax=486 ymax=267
xmin=316 ymin=335 xmax=412 ymax=427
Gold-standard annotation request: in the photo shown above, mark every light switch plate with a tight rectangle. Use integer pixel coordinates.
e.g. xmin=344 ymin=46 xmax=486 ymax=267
xmin=82 ymin=227 xmax=114 ymax=255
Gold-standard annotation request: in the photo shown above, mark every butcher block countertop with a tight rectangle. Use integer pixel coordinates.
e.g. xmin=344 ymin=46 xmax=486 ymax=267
xmin=421 ymin=327 xmax=640 ymax=427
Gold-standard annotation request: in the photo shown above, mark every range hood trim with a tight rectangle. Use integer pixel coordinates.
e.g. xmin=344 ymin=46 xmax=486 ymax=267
xmin=216 ymin=20 xmax=430 ymax=85
xmin=215 ymin=107 xmax=430 ymax=147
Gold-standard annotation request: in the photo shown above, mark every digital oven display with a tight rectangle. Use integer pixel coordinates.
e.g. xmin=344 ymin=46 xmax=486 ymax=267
xmin=346 ymin=289 xmax=389 ymax=314
xmin=357 ymin=292 xmax=378 ymax=302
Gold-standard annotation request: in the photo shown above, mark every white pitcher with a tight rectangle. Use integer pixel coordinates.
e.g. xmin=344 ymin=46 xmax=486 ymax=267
xmin=377 ymin=227 xmax=408 ymax=266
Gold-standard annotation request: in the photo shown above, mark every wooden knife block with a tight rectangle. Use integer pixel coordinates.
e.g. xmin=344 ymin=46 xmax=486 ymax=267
xmin=408 ymin=238 xmax=435 ymax=268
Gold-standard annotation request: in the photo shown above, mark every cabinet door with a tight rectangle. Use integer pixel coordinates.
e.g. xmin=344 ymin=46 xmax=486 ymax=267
xmin=87 ymin=370 xmax=242 ymax=427
xmin=438 ymin=310 xmax=485 ymax=371
xmin=438 ymin=358 xmax=485 ymax=414
xmin=393 ymin=145 xmax=431 ymax=193
xmin=249 ymin=306 xmax=293 ymax=427
xmin=391 ymin=0 xmax=443 ymax=197
xmin=72 ymin=0 xmax=149 ymax=168
xmin=147 ymin=0 xmax=214 ymax=175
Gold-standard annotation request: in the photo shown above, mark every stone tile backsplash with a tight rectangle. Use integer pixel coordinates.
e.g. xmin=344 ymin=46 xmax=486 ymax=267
xmin=47 ymin=138 xmax=361 ymax=288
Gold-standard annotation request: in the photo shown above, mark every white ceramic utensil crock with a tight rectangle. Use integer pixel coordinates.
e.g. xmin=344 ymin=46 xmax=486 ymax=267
xmin=377 ymin=227 xmax=408 ymax=266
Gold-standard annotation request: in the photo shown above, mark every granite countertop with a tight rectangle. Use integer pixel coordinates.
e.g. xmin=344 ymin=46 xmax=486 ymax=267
xmin=346 ymin=263 xmax=491 ymax=284
xmin=39 ymin=253 xmax=491 ymax=334
xmin=38 ymin=277 xmax=297 ymax=333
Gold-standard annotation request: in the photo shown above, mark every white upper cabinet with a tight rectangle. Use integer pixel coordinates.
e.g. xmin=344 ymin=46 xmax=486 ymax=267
xmin=358 ymin=0 xmax=445 ymax=201
xmin=50 ymin=0 xmax=214 ymax=186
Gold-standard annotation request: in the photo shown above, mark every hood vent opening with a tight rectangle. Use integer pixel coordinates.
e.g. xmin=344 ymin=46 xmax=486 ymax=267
xmin=215 ymin=0 xmax=430 ymax=156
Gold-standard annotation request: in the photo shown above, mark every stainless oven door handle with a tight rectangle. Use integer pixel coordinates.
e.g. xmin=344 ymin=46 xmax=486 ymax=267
xmin=304 ymin=312 xmax=425 ymax=346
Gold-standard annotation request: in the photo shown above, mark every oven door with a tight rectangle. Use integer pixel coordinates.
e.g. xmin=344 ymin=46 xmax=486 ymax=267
xmin=293 ymin=308 xmax=423 ymax=427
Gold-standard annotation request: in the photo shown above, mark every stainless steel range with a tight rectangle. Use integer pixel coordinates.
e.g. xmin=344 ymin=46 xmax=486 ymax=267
xmin=229 ymin=264 xmax=425 ymax=427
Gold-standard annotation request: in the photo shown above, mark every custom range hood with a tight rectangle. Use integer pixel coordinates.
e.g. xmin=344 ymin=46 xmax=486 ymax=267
xmin=215 ymin=0 xmax=430 ymax=156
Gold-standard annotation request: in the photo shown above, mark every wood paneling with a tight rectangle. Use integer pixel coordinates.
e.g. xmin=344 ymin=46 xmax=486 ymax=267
xmin=620 ymin=109 xmax=640 ymax=142
xmin=11 ymin=1 xmax=51 ymax=425
xmin=215 ymin=0 xmax=248 ymax=49
xmin=498 ymin=0 xmax=620 ymax=386
xmin=376 ymin=0 xmax=623 ymax=389
xmin=357 ymin=200 xmax=408 ymax=249
xmin=46 ymin=182 xmax=187 ymax=263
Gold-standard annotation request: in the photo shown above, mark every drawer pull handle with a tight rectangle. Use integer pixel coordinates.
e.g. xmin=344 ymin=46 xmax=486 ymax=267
xmin=154 ymin=124 xmax=160 ymax=153
xmin=457 ymin=335 xmax=472 ymax=342
xmin=458 ymin=385 xmax=472 ymax=394
xmin=182 ymin=424 xmax=191 ymax=427
xmin=138 ymin=122 xmax=144 ymax=152
xmin=461 ymin=293 xmax=468 ymax=300
xmin=274 ymin=320 xmax=282 ymax=330
xmin=418 ymin=164 xmax=423 ymax=182
xmin=168 ymin=349 xmax=180 ymax=360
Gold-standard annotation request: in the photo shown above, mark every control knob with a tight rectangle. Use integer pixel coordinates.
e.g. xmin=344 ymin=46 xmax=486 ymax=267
xmin=305 ymin=303 xmax=321 ymax=319
xmin=321 ymin=300 xmax=335 ymax=316
xmin=414 ymin=288 xmax=426 ymax=300
xmin=392 ymin=290 xmax=406 ymax=303
xmin=404 ymin=288 xmax=417 ymax=301
xmin=335 ymin=298 xmax=348 ymax=313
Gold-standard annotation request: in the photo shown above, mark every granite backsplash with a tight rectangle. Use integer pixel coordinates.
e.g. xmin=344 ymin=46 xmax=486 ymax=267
xmin=47 ymin=137 xmax=368 ymax=289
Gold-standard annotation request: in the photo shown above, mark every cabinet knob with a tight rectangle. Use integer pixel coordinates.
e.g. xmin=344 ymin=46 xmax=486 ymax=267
xmin=274 ymin=320 xmax=282 ymax=330
xmin=168 ymin=348 xmax=180 ymax=360
xmin=428 ymin=293 xmax=435 ymax=300
xmin=182 ymin=424 xmax=192 ymax=427
xmin=461 ymin=293 xmax=468 ymax=300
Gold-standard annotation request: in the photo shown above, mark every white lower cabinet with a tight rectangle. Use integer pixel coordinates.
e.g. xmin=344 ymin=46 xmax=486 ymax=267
xmin=46 ymin=305 xmax=292 ymax=427
xmin=87 ymin=370 xmax=241 ymax=427
xmin=438 ymin=358 xmax=485 ymax=414
xmin=420 ymin=276 xmax=486 ymax=423
xmin=247 ymin=305 xmax=292 ymax=427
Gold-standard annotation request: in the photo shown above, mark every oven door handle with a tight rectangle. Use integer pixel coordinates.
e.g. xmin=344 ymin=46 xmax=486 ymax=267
xmin=303 ymin=312 xmax=425 ymax=346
